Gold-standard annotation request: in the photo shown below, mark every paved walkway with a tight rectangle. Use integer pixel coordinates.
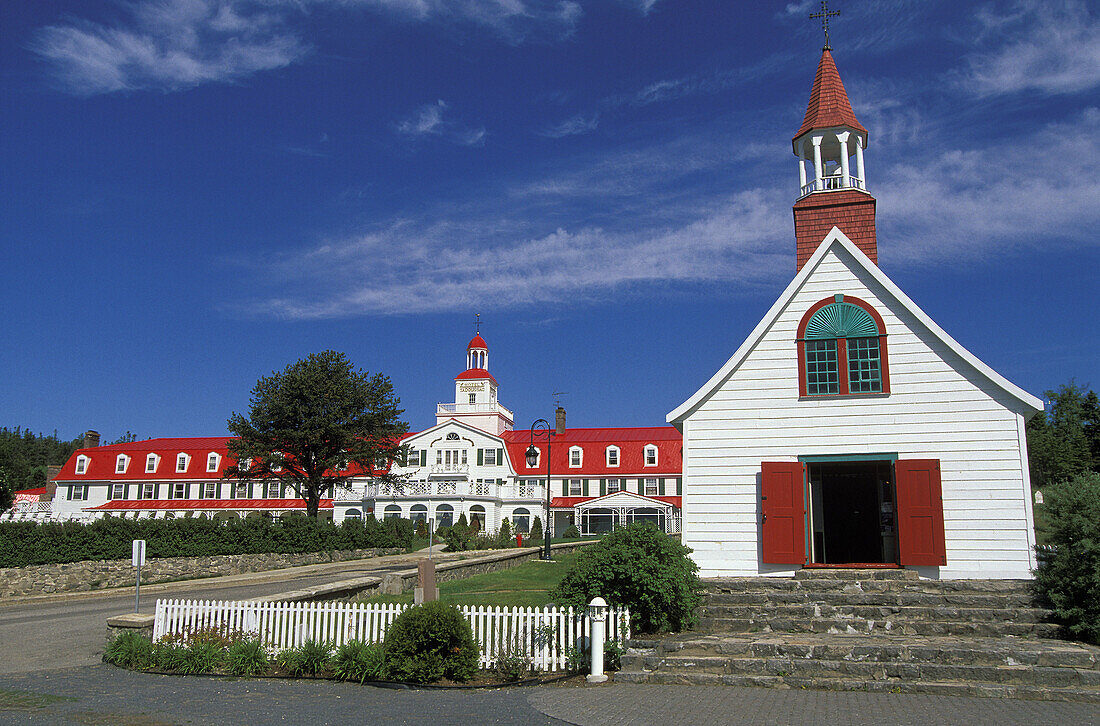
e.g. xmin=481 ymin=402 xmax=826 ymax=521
xmin=1 ymin=666 xmax=1098 ymax=726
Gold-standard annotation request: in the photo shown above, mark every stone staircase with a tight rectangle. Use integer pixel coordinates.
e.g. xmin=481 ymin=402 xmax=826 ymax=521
xmin=618 ymin=569 xmax=1100 ymax=702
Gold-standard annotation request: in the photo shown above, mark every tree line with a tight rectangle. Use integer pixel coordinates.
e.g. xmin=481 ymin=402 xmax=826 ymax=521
xmin=0 ymin=428 xmax=83 ymax=510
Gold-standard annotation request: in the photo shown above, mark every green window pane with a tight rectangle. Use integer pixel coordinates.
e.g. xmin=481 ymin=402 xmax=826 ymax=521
xmin=847 ymin=337 xmax=882 ymax=393
xmin=805 ymin=339 xmax=839 ymax=395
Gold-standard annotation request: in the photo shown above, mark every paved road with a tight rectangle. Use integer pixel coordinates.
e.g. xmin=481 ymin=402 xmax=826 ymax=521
xmin=0 ymin=549 xmax=466 ymax=675
xmin=0 ymin=665 xmax=1097 ymax=725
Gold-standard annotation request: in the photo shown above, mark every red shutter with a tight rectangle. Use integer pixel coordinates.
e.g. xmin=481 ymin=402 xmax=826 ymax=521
xmin=895 ymin=459 xmax=947 ymax=566
xmin=761 ymin=462 xmax=806 ymax=565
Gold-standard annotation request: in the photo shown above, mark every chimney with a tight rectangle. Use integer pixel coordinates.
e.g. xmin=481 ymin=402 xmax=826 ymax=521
xmin=83 ymin=430 xmax=100 ymax=449
xmin=44 ymin=466 xmax=61 ymax=501
xmin=555 ymin=407 xmax=566 ymax=436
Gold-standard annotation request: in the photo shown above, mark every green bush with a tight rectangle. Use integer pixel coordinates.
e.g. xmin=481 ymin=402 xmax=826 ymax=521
xmin=562 ymin=524 xmax=580 ymax=539
xmin=225 ymin=640 xmax=269 ymax=677
xmin=493 ymin=647 xmax=534 ymax=682
xmin=498 ymin=518 xmax=512 ymax=547
xmin=332 ymin=640 xmax=385 ymax=682
xmin=550 ymin=522 xmax=701 ymax=634
xmin=181 ymin=639 xmax=225 ymax=674
xmin=152 ymin=642 xmax=189 ymax=672
xmin=277 ymin=640 xmax=331 ymax=676
xmin=1034 ymin=473 xmax=1100 ymax=644
xmin=103 ymin=631 xmax=154 ymax=669
xmin=383 ymin=601 xmax=479 ymax=683
xmin=0 ymin=515 xmax=411 ymax=568
xmin=603 ymin=640 xmax=623 ymax=671
xmin=530 ymin=517 xmax=543 ymax=543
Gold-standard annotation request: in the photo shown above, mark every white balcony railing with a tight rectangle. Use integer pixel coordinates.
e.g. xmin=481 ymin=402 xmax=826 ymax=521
xmin=799 ymin=174 xmax=865 ymax=198
xmin=364 ymin=481 xmax=544 ymax=500
xmin=436 ymin=402 xmax=514 ymax=419
xmin=429 ymin=464 xmax=469 ymax=476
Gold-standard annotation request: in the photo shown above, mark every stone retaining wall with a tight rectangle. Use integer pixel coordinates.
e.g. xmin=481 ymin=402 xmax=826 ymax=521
xmin=1 ymin=548 xmax=404 ymax=598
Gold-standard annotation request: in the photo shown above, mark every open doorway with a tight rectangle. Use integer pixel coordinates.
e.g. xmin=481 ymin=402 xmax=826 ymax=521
xmin=808 ymin=461 xmax=898 ymax=565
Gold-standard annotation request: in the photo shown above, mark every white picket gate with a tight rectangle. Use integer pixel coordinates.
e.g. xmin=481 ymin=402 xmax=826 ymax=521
xmin=152 ymin=598 xmax=630 ymax=672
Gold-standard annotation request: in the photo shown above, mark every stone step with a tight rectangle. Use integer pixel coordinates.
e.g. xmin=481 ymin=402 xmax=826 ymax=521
xmin=637 ymin=633 xmax=1100 ymax=669
xmin=704 ymin=577 xmax=1033 ymax=596
xmin=629 ymin=653 xmax=1100 ymax=688
xmin=613 ymin=670 xmax=1100 ymax=704
xmin=793 ymin=568 xmax=921 ymax=581
xmin=704 ymin=590 xmax=1037 ymax=609
xmin=701 ymin=603 xmax=1051 ymax=624
xmin=696 ymin=616 xmax=1061 ymax=638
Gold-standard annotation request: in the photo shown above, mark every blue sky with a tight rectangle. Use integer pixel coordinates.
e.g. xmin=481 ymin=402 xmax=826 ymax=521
xmin=2 ymin=0 xmax=1098 ymax=442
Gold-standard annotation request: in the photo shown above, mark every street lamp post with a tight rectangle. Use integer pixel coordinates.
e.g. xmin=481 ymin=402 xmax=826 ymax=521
xmin=525 ymin=419 xmax=552 ymax=561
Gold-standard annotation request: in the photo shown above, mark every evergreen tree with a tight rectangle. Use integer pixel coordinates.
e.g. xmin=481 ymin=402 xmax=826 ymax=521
xmin=1027 ymin=382 xmax=1100 ymax=488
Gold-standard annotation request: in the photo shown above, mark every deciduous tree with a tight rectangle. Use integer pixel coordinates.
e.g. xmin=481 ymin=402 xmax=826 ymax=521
xmin=225 ymin=351 xmax=408 ymax=518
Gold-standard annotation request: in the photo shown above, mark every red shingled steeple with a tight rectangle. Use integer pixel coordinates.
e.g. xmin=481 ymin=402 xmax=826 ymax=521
xmin=792 ymin=49 xmax=876 ymax=272
xmin=793 ymin=49 xmax=866 ymax=143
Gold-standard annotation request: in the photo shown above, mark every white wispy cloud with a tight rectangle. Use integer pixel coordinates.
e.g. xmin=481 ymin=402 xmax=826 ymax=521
xmin=959 ymin=0 xmax=1100 ymax=96
xmin=239 ymin=188 xmax=790 ymax=318
xmin=30 ymin=0 xmax=307 ymax=95
xmin=877 ymin=108 xmax=1100 ymax=264
xmin=396 ymin=100 xmax=486 ymax=145
xmin=540 ymin=113 xmax=599 ymax=138
xmin=30 ymin=0 xmax=592 ymax=95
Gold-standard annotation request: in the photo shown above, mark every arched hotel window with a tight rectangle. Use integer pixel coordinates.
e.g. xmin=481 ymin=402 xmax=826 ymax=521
xmin=797 ymin=295 xmax=890 ymax=396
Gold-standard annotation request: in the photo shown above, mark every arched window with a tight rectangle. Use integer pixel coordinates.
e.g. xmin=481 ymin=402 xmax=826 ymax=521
xmin=344 ymin=508 xmax=362 ymax=519
xmin=797 ymin=295 xmax=890 ymax=397
xmin=436 ymin=504 xmax=454 ymax=527
xmin=469 ymin=504 xmax=486 ymax=532
xmin=384 ymin=504 xmax=402 ymax=519
xmin=512 ymin=507 xmax=530 ymax=533
xmin=411 ymin=504 xmax=428 ymax=523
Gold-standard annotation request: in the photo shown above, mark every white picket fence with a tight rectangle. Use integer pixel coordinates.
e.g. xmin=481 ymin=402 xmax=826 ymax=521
xmin=153 ymin=598 xmax=630 ymax=672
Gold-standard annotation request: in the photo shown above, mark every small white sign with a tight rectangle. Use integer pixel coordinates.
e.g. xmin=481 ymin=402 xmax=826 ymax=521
xmin=132 ymin=539 xmax=146 ymax=567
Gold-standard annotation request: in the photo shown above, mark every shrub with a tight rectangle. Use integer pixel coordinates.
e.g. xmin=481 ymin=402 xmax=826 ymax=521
xmin=225 ymin=640 xmax=269 ymax=677
xmin=333 ymin=640 xmax=385 ymax=682
xmin=1034 ymin=473 xmax=1100 ymax=644
xmin=104 ymin=632 xmax=153 ymax=670
xmin=603 ymin=640 xmax=623 ymax=671
xmin=383 ymin=601 xmax=479 ymax=683
xmin=0 ymin=515 xmax=412 ymax=568
xmin=530 ymin=516 xmax=543 ymax=543
xmin=493 ymin=647 xmax=535 ymax=682
xmin=152 ymin=642 xmax=189 ymax=672
xmin=277 ymin=640 xmax=332 ymax=676
xmin=498 ymin=518 xmax=512 ymax=547
xmin=562 ymin=524 xmax=580 ymax=539
xmin=550 ymin=522 xmax=701 ymax=634
xmin=181 ymin=639 xmax=225 ymax=674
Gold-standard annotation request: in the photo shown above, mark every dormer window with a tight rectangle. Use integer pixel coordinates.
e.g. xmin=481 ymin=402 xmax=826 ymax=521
xmin=797 ymin=295 xmax=889 ymax=397
xmin=176 ymin=453 xmax=190 ymax=473
xmin=115 ymin=454 xmax=130 ymax=474
xmin=606 ymin=446 xmax=620 ymax=467
xmin=206 ymin=453 xmax=220 ymax=472
xmin=75 ymin=455 xmax=89 ymax=475
xmin=146 ymin=454 xmax=159 ymax=473
xmin=569 ymin=447 xmax=582 ymax=468
xmin=644 ymin=445 xmax=658 ymax=466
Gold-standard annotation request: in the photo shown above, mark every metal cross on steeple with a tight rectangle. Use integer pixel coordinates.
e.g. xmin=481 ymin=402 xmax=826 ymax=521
xmin=474 ymin=312 xmax=481 ymax=334
xmin=810 ymin=0 xmax=840 ymax=51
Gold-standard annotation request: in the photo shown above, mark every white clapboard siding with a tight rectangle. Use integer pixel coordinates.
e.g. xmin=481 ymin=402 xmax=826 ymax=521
xmin=679 ymin=241 xmax=1037 ymax=580
xmin=153 ymin=598 xmax=629 ymax=672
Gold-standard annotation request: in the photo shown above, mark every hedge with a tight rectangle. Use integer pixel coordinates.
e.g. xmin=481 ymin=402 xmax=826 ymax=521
xmin=0 ymin=515 xmax=415 ymax=568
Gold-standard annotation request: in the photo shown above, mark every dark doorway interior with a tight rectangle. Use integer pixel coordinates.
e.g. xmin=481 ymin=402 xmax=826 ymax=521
xmin=809 ymin=461 xmax=898 ymax=565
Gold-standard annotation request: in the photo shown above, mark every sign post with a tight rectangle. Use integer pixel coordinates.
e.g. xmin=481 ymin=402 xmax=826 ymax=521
xmin=132 ymin=539 xmax=146 ymax=613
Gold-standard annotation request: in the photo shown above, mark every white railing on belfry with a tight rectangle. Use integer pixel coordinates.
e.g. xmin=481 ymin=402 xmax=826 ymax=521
xmin=152 ymin=599 xmax=630 ymax=672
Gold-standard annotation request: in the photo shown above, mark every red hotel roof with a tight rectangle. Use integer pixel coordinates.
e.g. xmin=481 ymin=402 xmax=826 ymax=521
xmin=501 ymin=426 xmax=681 ymax=477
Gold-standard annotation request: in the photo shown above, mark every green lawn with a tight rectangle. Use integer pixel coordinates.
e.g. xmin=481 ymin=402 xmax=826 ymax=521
xmin=356 ymin=551 xmax=580 ymax=608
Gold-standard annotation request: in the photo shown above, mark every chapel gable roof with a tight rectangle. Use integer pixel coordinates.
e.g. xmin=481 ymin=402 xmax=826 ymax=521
xmin=666 ymin=229 xmax=1044 ymax=423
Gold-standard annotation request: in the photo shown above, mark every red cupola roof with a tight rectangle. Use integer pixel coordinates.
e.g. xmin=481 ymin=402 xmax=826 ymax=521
xmin=793 ymin=48 xmax=866 ymax=143
xmin=467 ymin=334 xmax=487 ymax=350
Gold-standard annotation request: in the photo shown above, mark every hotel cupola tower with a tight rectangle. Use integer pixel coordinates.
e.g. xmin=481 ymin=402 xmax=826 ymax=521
xmin=792 ymin=47 xmax=877 ymax=271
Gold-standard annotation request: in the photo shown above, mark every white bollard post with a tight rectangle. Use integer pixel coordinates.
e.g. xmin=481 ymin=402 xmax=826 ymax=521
xmin=587 ymin=597 xmax=608 ymax=684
